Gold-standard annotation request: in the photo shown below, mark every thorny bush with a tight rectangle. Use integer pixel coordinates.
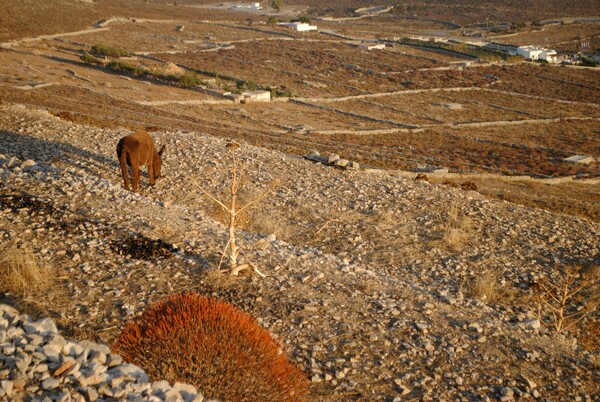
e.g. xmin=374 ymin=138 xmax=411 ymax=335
xmin=113 ymin=292 xmax=309 ymax=401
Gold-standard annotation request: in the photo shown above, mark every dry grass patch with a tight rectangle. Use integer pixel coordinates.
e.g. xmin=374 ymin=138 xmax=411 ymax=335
xmin=248 ymin=202 xmax=322 ymax=245
xmin=467 ymin=270 xmax=499 ymax=303
xmin=151 ymin=223 xmax=180 ymax=244
xmin=579 ymin=319 xmax=600 ymax=353
xmin=0 ymin=246 xmax=52 ymax=297
xmin=205 ymin=188 xmax=254 ymax=231
xmin=201 ymin=267 xmax=239 ymax=290
xmin=359 ymin=209 xmax=421 ymax=267
xmin=465 ymin=269 xmax=514 ymax=304
xmin=249 ymin=207 xmax=286 ymax=239
xmin=440 ymin=205 xmax=475 ymax=252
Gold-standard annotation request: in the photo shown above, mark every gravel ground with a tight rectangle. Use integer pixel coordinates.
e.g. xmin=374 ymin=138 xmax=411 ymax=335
xmin=0 ymin=102 xmax=599 ymax=401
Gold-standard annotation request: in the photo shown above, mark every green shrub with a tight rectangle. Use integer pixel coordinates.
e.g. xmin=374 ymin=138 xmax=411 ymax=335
xmin=271 ymin=0 xmax=283 ymax=11
xmin=580 ymin=56 xmax=599 ymax=67
xmin=80 ymin=52 xmax=104 ymax=65
xmin=113 ymin=292 xmax=309 ymax=402
xmin=179 ymin=72 xmax=203 ymax=86
xmin=271 ymin=88 xmax=293 ymax=98
xmin=106 ymin=60 xmax=150 ymax=76
xmin=236 ymin=79 xmax=258 ymax=91
xmin=296 ymin=16 xmax=311 ymax=24
xmin=154 ymin=72 xmax=180 ymax=83
xmin=91 ymin=44 xmax=130 ymax=58
xmin=267 ymin=16 xmax=279 ymax=24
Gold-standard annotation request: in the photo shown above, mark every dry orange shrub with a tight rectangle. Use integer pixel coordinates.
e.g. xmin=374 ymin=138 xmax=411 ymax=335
xmin=113 ymin=292 xmax=309 ymax=402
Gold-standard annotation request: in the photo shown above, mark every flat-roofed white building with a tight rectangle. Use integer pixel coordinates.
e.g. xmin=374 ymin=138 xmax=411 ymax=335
xmin=517 ymin=45 xmax=560 ymax=62
xmin=359 ymin=43 xmax=386 ymax=50
xmin=235 ymin=2 xmax=262 ymax=10
xmin=282 ymin=22 xmax=317 ymax=32
xmin=243 ymin=90 xmax=271 ymax=102
xmin=541 ymin=49 xmax=561 ymax=63
xmin=517 ymin=45 xmax=545 ymax=60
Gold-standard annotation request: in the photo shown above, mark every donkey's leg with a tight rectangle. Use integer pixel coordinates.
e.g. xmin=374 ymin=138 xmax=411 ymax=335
xmin=121 ymin=164 xmax=130 ymax=191
xmin=148 ymin=159 xmax=155 ymax=187
xmin=132 ymin=164 xmax=141 ymax=192
xmin=119 ymin=151 xmax=130 ymax=191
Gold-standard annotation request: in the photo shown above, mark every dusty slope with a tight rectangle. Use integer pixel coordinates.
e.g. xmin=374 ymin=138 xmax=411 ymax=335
xmin=0 ymin=102 xmax=599 ymax=400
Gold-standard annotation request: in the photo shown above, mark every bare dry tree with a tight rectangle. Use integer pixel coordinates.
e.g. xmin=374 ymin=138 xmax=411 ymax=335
xmin=534 ymin=266 xmax=599 ymax=333
xmin=194 ymin=143 xmax=277 ymax=277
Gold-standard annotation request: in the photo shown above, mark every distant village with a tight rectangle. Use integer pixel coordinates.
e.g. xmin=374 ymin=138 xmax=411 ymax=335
xmin=409 ymin=36 xmax=564 ymax=63
xmin=221 ymin=2 xmax=597 ymax=104
xmin=228 ymin=2 xmax=597 ymax=65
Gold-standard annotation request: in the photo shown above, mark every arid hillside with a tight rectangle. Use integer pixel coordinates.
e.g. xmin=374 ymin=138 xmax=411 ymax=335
xmin=1 ymin=101 xmax=599 ymax=401
xmin=0 ymin=1 xmax=599 ymax=401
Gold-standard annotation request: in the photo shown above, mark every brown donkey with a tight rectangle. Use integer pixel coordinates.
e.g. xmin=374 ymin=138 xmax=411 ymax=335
xmin=117 ymin=131 xmax=165 ymax=192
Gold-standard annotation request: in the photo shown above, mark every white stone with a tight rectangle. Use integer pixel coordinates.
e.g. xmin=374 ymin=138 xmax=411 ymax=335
xmin=173 ymin=382 xmax=199 ymax=400
xmin=327 ymin=154 xmax=340 ymax=164
xmin=20 ymin=159 xmax=36 ymax=171
xmin=23 ymin=318 xmax=58 ymax=335
xmin=520 ymin=318 xmax=541 ymax=330
xmin=43 ymin=344 xmax=62 ymax=363
xmin=108 ymin=363 xmax=149 ymax=383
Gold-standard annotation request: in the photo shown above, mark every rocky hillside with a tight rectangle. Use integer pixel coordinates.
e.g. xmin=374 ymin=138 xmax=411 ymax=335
xmin=0 ymin=101 xmax=599 ymax=400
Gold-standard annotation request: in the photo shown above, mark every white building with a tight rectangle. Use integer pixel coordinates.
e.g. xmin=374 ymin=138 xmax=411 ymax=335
xmin=517 ymin=45 xmax=560 ymax=62
xmin=517 ymin=46 xmax=545 ymax=60
xmin=281 ymin=22 xmax=317 ymax=32
xmin=541 ymin=49 xmax=561 ymax=63
xmin=243 ymin=90 xmax=271 ymax=102
xmin=235 ymin=2 xmax=262 ymax=10
xmin=359 ymin=43 xmax=386 ymax=50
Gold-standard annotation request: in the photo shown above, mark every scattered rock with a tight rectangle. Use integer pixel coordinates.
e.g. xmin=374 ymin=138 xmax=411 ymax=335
xmin=0 ymin=304 xmax=204 ymax=400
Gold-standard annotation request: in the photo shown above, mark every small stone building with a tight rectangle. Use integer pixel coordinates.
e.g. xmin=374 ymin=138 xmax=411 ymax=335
xmin=243 ymin=90 xmax=271 ymax=102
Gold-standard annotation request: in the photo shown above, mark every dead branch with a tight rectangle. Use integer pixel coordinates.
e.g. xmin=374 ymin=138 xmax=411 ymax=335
xmin=193 ymin=143 xmax=277 ymax=278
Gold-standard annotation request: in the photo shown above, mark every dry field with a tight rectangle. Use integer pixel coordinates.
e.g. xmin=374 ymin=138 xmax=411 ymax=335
xmin=492 ymin=22 xmax=600 ymax=53
xmin=0 ymin=0 xmax=255 ymax=42
xmin=315 ymin=91 xmax=535 ymax=125
xmin=385 ymin=45 xmax=472 ymax=63
xmin=157 ymin=40 xmax=449 ymax=98
xmin=159 ymin=101 xmax=398 ymax=132
xmin=477 ymin=64 xmax=600 ymax=103
xmin=316 ymin=16 xmax=458 ymax=39
xmin=291 ymin=0 xmax=600 ymax=25
xmin=66 ymin=19 xmax=300 ymax=54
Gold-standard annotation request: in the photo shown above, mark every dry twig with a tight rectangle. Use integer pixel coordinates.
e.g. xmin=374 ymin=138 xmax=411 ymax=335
xmin=194 ymin=143 xmax=276 ymax=277
xmin=534 ymin=266 xmax=599 ymax=332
